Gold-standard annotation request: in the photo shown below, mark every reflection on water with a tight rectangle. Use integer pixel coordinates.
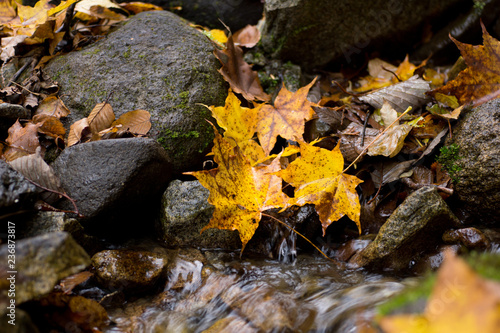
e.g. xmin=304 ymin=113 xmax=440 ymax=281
xmin=106 ymin=252 xmax=405 ymax=333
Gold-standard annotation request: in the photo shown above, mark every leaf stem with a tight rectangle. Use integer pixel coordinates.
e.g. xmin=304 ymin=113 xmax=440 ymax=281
xmin=262 ymin=212 xmax=336 ymax=263
xmin=343 ymin=106 xmax=412 ymax=173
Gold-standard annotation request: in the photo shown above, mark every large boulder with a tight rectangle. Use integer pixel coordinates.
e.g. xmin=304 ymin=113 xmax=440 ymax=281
xmin=450 ymin=98 xmax=500 ymax=224
xmin=51 ymin=138 xmax=172 ymax=235
xmin=261 ymin=0 xmax=473 ymax=70
xmin=44 ymin=10 xmax=228 ymax=174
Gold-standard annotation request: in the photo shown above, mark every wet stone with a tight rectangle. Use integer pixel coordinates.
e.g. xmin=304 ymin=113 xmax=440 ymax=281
xmin=442 ymin=227 xmax=490 ymax=250
xmin=350 ymin=186 xmax=461 ymax=271
xmin=91 ymin=250 xmax=168 ymax=294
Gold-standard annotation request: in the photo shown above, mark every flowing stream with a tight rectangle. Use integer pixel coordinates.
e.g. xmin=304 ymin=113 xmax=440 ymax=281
xmin=104 ymin=245 xmax=408 ymax=333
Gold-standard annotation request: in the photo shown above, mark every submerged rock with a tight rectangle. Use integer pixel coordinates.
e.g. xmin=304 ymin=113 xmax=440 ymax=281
xmin=350 ymin=186 xmax=461 ymax=271
xmin=0 ymin=232 xmax=90 ymax=311
xmin=44 ymin=10 xmax=228 ymax=173
xmin=92 ymin=249 xmax=168 ymax=294
xmin=450 ymin=98 xmax=500 ymax=224
xmin=51 ymin=138 xmax=172 ymax=235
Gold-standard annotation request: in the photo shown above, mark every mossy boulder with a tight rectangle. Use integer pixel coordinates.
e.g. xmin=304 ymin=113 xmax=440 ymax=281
xmin=44 ymin=10 xmax=228 ymax=174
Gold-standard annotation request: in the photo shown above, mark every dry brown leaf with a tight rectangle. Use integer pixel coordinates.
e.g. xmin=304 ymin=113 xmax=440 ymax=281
xmin=4 ymin=120 xmax=41 ymax=161
xmin=233 ymin=24 xmax=260 ymax=48
xmin=35 ymin=96 xmax=70 ymax=118
xmin=88 ymin=102 xmax=115 ymax=134
xmin=214 ymin=35 xmax=269 ymax=102
xmin=8 ymin=147 xmax=65 ymax=203
xmin=118 ymin=2 xmax=163 ymax=14
xmin=67 ymin=118 xmax=90 ymax=146
xmin=111 ymin=109 xmax=151 ymax=135
xmin=33 ymin=114 xmax=66 ymax=140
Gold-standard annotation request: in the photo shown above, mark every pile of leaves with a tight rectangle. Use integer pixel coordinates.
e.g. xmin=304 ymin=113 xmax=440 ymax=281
xmin=187 ymin=22 xmax=500 ymax=254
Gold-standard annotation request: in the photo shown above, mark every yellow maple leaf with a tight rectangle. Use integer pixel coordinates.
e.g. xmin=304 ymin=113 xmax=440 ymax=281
xmin=209 ymin=89 xmax=265 ymax=164
xmin=256 ymin=78 xmax=317 ymax=155
xmin=380 ymin=251 xmax=500 ymax=333
xmin=429 ymin=23 xmax=500 ymax=106
xmin=275 ymin=141 xmax=363 ymax=235
xmin=185 ymin=124 xmax=287 ymax=253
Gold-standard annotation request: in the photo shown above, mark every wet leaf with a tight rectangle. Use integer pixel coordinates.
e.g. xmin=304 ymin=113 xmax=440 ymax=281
xmin=380 ymin=252 xmax=500 ymax=333
xmin=59 ymin=271 xmax=93 ymax=294
xmin=4 ymin=120 xmax=41 ymax=161
xmin=87 ymin=102 xmax=115 ymax=134
xmin=214 ymin=35 xmax=269 ymax=102
xmin=8 ymin=147 xmax=65 ymax=203
xmin=359 ymin=75 xmax=431 ymax=113
xmin=185 ymin=124 xmax=286 ymax=253
xmin=275 ymin=141 xmax=363 ymax=235
xmin=370 ymin=159 xmax=416 ymax=189
xmin=428 ymin=23 xmax=500 ymax=106
xmin=256 ymin=78 xmax=317 ymax=155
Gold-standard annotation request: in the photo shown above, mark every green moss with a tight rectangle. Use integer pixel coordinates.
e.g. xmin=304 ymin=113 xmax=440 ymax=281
xmin=174 ymin=91 xmax=190 ymax=109
xmin=82 ymin=48 xmax=101 ymax=56
xmin=123 ymin=45 xmax=131 ymax=59
xmin=436 ymin=143 xmax=462 ymax=183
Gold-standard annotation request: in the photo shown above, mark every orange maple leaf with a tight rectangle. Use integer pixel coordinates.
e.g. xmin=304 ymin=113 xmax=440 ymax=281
xmin=429 ymin=23 xmax=500 ymax=106
xmin=380 ymin=251 xmax=500 ymax=333
xmin=275 ymin=141 xmax=363 ymax=235
xmin=256 ymin=78 xmax=318 ymax=155
xmin=185 ymin=124 xmax=287 ymax=253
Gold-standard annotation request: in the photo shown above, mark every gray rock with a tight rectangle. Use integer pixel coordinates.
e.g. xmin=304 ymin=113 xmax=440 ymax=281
xmin=92 ymin=249 xmax=168 ymax=293
xmin=350 ymin=186 xmax=460 ymax=271
xmin=0 ymin=232 xmax=90 ymax=312
xmin=123 ymin=0 xmax=264 ymax=31
xmin=51 ymin=138 xmax=172 ymax=233
xmin=261 ymin=0 xmax=467 ymax=70
xmin=44 ymin=10 xmax=228 ymax=174
xmin=0 ymin=160 xmax=37 ymax=217
xmin=158 ymin=179 xmax=241 ymax=249
xmin=0 ymin=104 xmax=30 ymax=136
xmin=21 ymin=212 xmax=102 ymax=255
xmin=450 ymin=98 xmax=500 ymax=224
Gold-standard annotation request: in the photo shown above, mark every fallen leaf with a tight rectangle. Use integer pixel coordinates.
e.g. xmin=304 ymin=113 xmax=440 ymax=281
xmin=214 ymin=35 xmax=269 ymax=102
xmin=110 ymin=109 xmax=151 ymax=135
xmin=256 ymin=78 xmax=317 ymax=155
xmin=59 ymin=271 xmax=93 ymax=294
xmin=118 ymin=1 xmax=163 ymax=14
xmin=4 ymin=120 xmax=41 ymax=161
xmin=33 ymin=114 xmax=66 ymax=140
xmin=35 ymin=96 xmax=70 ymax=118
xmin=87 ymin=102 xmax=115 ymax=134
xmin=367 ymin=124 xmax=412 ymax=158
xmin=380 ymin=251 xmax=500 ymax=333
xmin=428 ymin=23 xmax=500 ymax=106
xmin=8 ymin=147 xmax=65 ymax=203
xmin=359 ymin=75 xmax=431 ymax=113
xmin=233 ymin=24 xmax=260 ymax=48
xmin=185 ymin=124 xmax=286 ymax=253
xmin=275 ymin=141 xmax=363 ymax=235
xmin=67 ymin=118 xmax=90 ymax=146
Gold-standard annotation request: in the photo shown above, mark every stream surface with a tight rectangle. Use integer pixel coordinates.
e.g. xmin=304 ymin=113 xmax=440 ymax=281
xmin=104 ymin=249 xmax=408 ymax=333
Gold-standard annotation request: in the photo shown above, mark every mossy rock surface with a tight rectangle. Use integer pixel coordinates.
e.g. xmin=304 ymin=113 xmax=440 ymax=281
xmin=44 ymin=10 xmax=228 ymax=174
